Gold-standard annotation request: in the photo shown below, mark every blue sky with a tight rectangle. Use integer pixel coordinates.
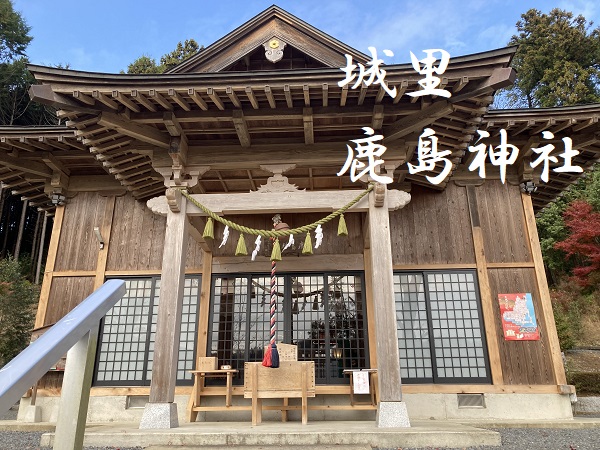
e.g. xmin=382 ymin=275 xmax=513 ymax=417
xmin=13 ymin=0 xmax=600 ymax=73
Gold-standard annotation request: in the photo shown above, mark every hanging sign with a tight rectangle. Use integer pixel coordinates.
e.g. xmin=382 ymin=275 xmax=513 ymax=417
xmin=498 ymin=293 xmax=540 ymax=341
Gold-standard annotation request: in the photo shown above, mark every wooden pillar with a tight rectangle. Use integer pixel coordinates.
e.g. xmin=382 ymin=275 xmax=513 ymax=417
xmin=35 ymin=213 xmax=48 ymax=284
xmin=35 ymin=206 xmax=64 ymax=328
xmin=35 ymin=214 xmax=48 ymax=285
xmin=521 ymin=193 xmax=567 ymax=385
xmin=30 ymin=211 xmax=42 ymax=279
xmin=189 ymin=250 xmax=213 ymax=422
xmin=366 ymin=184 xmax=410 ymax=427
xmin=14 ymin=199 xmax=28 ymax=260
xmin=141 ymin=192 xmax=189 ymax=429
xmin=465 ymin=185 xmax=504 ymax=385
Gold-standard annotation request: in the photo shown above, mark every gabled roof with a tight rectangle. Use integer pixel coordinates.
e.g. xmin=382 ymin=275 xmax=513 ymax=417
xmin=168 ymin=5 xmax=369 ymax=74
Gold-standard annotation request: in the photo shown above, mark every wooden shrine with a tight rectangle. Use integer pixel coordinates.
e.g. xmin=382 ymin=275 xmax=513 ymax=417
xmin=1 ymin=5 xmax=599 ymax=428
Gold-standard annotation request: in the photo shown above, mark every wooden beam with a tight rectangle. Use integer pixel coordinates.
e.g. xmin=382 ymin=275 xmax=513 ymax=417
xmin=90 ymin=136 xmax=133 ymax=153
xmin=188 ymin=88 xmax=208 ymax=110
xmin=225 ymin=87 xmax=241 ymax=108
xmin=357 ymin=83 xmax=368 ymax=106
xmin=372 ymin=105 xmax=384 ymax=130
xmin=207 ymin=88 xmax=225 ymax=110
xmin=451 ymin=68 xmax=516 ymax=103
xmin=521 ymin=193 xmax=568 ymax=385
xmin=0 ymin=151 xmax=52 ymax=178
xmin=112 ymin=91 xmax=141 ymax=113
xmin=92 ymin=91 xmax=119 ymax=110
xmin=42 ymin=152 xmax=71 ymax=176
xmin=131 ymin=90 xmax=157 ymax=112
xmin=98 ymin=111 xmax=170 ymax=149
xmin=392 ymin=81 xmax=409 ymax=104
xmin=163 ymin=111 xmax=183 ymax=137
xmin=147 ymin=189 xmax=410 ymax=216
xmin=72 ymin=91 xmax=95 ymax=106
xmin=264 ymin=86 xmax=276 ymax=109
xmin=284 ymin=85 xmax=293 ymax=108
xmin=29 ymin=85 xmax=99 ymax=114
xmin=303 ymin=107 xmax=314 ymax=145
xmin=383 ymin=101 xmax=455 ymax=143
xmin=303 ymin=85 xmax=310 ymax=106
xmin=465 ymin=186 xmax=503 ymax=385
xmin=245 ymin=87 xmax=259 ymax=109
xmin=322 ymin=83 xmax=329 ymax=107
xmin=149 ymin=89 xmax=173 ymax=111
xmin=232 ymin=110 xmax=251 ymax=148
xmin=168 ymin=89 xmax=192 ymax=112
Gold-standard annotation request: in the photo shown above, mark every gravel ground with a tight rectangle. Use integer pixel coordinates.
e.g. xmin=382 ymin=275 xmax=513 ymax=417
xmin=0 ymin=427 xmax=597 ymax=450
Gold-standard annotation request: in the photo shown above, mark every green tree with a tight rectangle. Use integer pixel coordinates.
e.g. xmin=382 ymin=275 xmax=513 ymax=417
xmin=0 ymin=0 xmax=31 ymax=62
xmin=159 ymin=38 xmax=201 ymax=71
xmin=0 ymin=257 xmax=38 ymax=367
xmin=0 ymin=0 xmax=54 ymax=125
xmin=502 ymin=8 xmax=600 ymax=108
xmin=125 ymin=39 xmax=202 ymax=74
xmin=125 ymin=55 xmax=162 ymax=74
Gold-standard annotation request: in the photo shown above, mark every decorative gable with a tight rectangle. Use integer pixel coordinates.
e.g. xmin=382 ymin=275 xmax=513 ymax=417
xmin=169 ymin=6 xmax=368 ymax=73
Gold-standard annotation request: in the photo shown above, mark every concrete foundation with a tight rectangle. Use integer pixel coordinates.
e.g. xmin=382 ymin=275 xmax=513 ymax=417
xmin=376 ymin=401 xmax=410 ymax=427
xmin=20 ymin=392 xmax=573 ymax=424
xmin=139 ymin=403 xmax=179 ymax=429
xmin=21 ymin=405 xmax=41 ymax=423
xmin=39 ymin=420 xmax=501 ymax=449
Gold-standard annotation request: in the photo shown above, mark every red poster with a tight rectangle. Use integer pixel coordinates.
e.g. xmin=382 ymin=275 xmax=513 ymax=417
xmin=498 ymin=293 xmax=540 ymax=341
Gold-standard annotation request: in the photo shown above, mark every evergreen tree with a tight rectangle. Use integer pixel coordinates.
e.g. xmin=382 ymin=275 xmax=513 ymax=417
xmin=0 ymin=257 xmax=37 ymax=367
xmin=0 ymin=0 xmax=31 ymax=62
xmin=125 ymin=39 xmax=202 ymax=74
xmin=501 ymin=8 xmax=600 ymax=108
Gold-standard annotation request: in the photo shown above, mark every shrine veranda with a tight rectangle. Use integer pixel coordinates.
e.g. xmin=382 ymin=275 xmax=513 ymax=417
xmin=1 ymin=5 xmax=598 ymax=425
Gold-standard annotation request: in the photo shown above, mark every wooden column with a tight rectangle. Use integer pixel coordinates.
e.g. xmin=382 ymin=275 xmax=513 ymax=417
xmin=14 ymin=199 xmax=28 ymax=260
xmin=35 ymin=214 xmax=48 ymax=285
xmin=141 ymin=192 xmax=189 ymax=428
xmin=35 ymin=206 xmax=64 ymax=328
xmin=189 ymin=250 xmax=212 ymax=422
xmin=521 ymin=193 xmax=567 ymax=385
xmin=366 ymin=186 xmax=402 ymax=402
xmin=466 ymin=185 xmax=503 ymax=385
xmin=366 ymin=185 xmax=410 ymax=427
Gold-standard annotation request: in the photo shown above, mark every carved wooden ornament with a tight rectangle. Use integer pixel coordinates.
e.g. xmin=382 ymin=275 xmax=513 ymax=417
xmin=264 ymin=39 xmax=286 ymax=63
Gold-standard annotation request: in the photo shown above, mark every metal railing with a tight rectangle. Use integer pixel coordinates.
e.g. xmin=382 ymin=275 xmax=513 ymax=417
xmin=0 ymin=279 xmax=125 ymax=449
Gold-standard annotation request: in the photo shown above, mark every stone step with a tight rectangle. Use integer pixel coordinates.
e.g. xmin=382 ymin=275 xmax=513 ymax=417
xmin=146 ymin=446 xmax=372 ymax=450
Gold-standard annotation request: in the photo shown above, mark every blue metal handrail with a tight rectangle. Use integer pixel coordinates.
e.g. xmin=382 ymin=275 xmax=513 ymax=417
xmin=0 ymin=279 xmax=126 ymax=415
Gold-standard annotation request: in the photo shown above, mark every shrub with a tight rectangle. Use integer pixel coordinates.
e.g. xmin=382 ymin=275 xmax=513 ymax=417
xmin=0 ymin=257 xmax=38 ymax=367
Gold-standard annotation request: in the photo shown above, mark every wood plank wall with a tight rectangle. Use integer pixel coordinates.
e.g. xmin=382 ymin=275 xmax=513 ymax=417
xmin=36 ymin=183 xmax=564 ymax=391
xmin=36 ymin=192 xmax=205 ymax=389
xmin=390 ymin=183 xmax=475 ymax=266
xmin=390 ymin=181 xmax=560 ymax=386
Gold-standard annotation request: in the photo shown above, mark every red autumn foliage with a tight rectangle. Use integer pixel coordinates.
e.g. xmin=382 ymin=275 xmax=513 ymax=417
xmin=554 ymin=200 xmax=600 ymax=287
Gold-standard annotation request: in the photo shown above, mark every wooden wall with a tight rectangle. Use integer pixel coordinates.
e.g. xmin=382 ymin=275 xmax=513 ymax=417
xmin=35 ymin=181 xmax=565 ymax=392
xmin=388 ymin=180 xmax=563 ymax=387
xmin=390 ymin=183 xmax=475 ymax=265
xmin=38 ymin=192 xmax=205 ymax=328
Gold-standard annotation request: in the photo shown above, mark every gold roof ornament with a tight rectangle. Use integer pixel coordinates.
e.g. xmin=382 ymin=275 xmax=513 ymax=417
xmin=264 ymin=38 xmax=286 ymax=63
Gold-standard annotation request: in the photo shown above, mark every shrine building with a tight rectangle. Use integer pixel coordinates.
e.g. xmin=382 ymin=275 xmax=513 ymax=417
xmin=1 ymin=5 xmax=599 ymax=427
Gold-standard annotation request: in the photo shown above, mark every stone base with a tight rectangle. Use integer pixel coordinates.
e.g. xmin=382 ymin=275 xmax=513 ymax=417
xmin=376 ymin=401 xmax=410 ymax=428
xmin=21 ymin=405 xmax=41 ymax=423
xmin=139 ymin=402 xmax=179 ymax=429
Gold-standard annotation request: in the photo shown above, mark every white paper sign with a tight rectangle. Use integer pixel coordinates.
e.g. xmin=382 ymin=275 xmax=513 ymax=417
xmin=353 ymin=371 xmax=370 ymax=394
